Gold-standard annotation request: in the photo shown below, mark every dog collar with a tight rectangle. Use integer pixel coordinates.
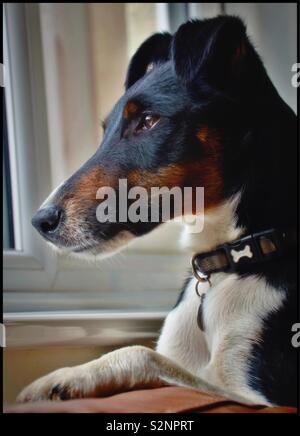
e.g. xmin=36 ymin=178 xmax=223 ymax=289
xmin=191 ymin=228 xmax=297 ymax=331
xmin=191 ymin=228 xmax=296 ymax=287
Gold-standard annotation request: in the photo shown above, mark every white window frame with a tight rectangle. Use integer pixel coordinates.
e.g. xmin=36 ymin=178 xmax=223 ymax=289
xmin=3 ymin=3 xmax=57 ymax=283
xmin=3 ymin=3 xmax=189 ymax=330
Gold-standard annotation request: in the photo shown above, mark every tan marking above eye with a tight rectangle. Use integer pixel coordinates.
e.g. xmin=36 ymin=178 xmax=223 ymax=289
xmin=123 ymin=101 xmax=138 ymax=119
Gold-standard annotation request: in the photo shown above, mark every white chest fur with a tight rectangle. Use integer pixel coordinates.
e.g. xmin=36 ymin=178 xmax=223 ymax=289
xmin=156 ymin=273 xmax=285 ymax=404
xmin=157 ymin=195 xmax=285 ymax=404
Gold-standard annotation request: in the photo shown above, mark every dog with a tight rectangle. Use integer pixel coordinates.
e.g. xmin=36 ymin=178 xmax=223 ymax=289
xmin=18 ymin=16 xmax=297 ymax=407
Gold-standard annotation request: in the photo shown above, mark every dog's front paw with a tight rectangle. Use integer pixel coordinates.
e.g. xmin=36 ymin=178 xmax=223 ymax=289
xmin=17 ymin=346 xmax=157 ymax=403
xmin=17 ymin=366 xmax=95 ymax=403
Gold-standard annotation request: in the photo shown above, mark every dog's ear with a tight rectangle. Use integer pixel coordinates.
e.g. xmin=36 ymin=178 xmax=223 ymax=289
xmin=172 ymin=16 xmax=262 ymax=95
xmin=125 ymin=33 xmax=172 ymax=90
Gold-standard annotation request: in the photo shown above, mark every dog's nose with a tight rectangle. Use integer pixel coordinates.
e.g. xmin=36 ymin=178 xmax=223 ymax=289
xmin=32 ymin=206 xmax=62 ymax=236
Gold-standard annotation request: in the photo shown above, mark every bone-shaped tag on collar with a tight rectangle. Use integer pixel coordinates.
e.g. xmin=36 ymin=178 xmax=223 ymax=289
xmin=230 ymin=244 xmax=253 ymax=263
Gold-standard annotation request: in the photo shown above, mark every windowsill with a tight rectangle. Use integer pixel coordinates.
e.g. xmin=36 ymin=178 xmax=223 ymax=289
xmin=4 ymin=310 xmax=167 ymax=348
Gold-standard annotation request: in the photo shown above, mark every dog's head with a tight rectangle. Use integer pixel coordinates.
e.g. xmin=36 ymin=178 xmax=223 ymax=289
xmin=32 ymin=16 xmax=295 ymax=256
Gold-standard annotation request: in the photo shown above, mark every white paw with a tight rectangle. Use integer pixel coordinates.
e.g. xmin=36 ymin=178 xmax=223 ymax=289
xmin=17 ymin=366 xmax=95 ymax=403
xmin=17 ymin=346 xmax=156 ymax=403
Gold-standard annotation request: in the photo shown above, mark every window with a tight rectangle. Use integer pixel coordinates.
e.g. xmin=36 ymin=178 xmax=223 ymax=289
xmin=168 ymin=3 xmax=189 ymax=32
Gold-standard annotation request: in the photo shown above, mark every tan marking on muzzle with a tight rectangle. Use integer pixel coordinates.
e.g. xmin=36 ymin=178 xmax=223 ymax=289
xmin=128 ymin=158 xmax=224 ymax=213
xmin=58 ymin=166 xmax=117 ymax=220
xmin=128 ymin=164 xmax=186 ymax=189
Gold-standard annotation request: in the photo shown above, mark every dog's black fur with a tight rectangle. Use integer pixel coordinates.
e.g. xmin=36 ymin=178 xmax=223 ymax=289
xmin=32 ymin=16 xmax=298 ymax=406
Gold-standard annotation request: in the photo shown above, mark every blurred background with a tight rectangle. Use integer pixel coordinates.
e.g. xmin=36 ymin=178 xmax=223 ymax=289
xmin=2 ymin=3 xmax=298 ymax=402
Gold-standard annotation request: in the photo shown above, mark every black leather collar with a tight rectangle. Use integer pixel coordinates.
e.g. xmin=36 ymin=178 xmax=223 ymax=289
xmin=191 ymin=228 xmax=297 ymax=285
xmin=191 ymin=228 xmax=297 ymax=332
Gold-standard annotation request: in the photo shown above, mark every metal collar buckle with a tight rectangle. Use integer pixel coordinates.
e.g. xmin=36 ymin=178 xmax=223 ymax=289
xmin=191 ymin=253 xmax=211 ymax=296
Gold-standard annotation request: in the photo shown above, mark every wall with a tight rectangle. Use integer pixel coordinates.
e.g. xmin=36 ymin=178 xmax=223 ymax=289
xmin=226 ymin=2 xmax=297 ymax=113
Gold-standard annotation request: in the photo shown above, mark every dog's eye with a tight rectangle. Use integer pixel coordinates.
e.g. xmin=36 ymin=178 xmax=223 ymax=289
xmin=136 ymin=113 xmax=160 ymax=132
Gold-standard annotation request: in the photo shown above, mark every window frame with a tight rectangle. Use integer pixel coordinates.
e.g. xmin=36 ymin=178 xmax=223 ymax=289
xmin=3 ymin=93 xmax=15 ymax=250
xmin=3 ymin=3 xmax=56 ymax=281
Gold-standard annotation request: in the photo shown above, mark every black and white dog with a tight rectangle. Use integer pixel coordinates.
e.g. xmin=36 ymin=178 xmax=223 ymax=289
xmin=18 ymin=16 xmax=297 ymax=407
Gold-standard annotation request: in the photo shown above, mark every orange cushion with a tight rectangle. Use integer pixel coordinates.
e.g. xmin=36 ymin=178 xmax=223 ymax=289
xmin=4 ymin=386 xmax=297 ymax=414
